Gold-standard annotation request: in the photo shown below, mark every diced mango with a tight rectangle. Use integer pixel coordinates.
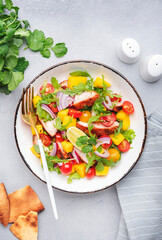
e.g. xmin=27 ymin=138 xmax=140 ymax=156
xmin=61 ymin=141 xmax=74 ymax=153
xmin=71 ymin=165 xmax=75 ymax=174
xmin=33 ymin=95 xmax=42 ymax=108
xmin=74 ymin=163 xmax=86 ymax=178
xmin=110 ymin=133 xmax=125 ymax=145
xmin=58 ymin=109 xmax=69 ymax=122
xmin=116 ymin=110 xmax=130 ymax=131
xmin=63 ymin=116 xmax=76 ymax=129
xmin=96 ymin=166 xmax=109 ymax=176
xmin=68 ymin=76 xmax=87 ymax=89
xmin=94 ymin=77 xmax=111 ymax=88
xmin=30 ymin=146 xmax=40 ymax=158
xmin=31 ymin=126 xmax=36 ymax=135
xmin=36 ymin=125 xmax=43 ymax=134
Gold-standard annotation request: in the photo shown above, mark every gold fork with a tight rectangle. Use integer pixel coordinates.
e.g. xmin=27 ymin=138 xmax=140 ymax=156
xmin=22 ymin=86 xmax=58 ymax=220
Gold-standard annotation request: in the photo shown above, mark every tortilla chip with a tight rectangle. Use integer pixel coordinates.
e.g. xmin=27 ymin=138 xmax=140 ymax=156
xmin=9 ymin=185 xmax=44 ymax=223
xmin=0 ymin=183 xmax=10 ymax=227
xmin=10 ymin=211 xmax=38 ymax=240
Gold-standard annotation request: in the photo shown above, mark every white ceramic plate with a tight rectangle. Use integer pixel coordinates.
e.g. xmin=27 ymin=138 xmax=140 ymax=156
xmin=14 ymin=60 xmax=147 ymax=193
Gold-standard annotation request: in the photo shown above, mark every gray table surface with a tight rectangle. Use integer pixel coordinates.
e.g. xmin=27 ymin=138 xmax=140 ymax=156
xmin=0 ymin=0 xmax=162 ymax=239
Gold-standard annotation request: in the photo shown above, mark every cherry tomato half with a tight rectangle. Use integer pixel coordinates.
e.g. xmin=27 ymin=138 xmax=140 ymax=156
xmin=55 ymin=132 xmax=64 ymax=142
xmin=60 ymin=162 xmax=72 ymax=175
xmin=118 ymin=140 xmax=130 ymax=152
xmin=48 ymin=102 xmax=58 ymax=113
xmin=40 ymin=83 xmax=54 ymax=95
xmin=86 ymin=167 xmax=96 ymax=179
xmin=122 ymin=101 xmax=134 ymax=114
xmin=40 ymin=133 xmax=51 ymax=147
xmin=110 ymin=93 xmax=122 ymax=102
xmin=79 ymin=111 xmax=92 ymax=123
xmin=100 ymin=134 xmax=112 ymax=149
xmin=69 ymin=108 xmax=83 ymax=118
xmin=100 ymin=112 xmax=116 ymax=127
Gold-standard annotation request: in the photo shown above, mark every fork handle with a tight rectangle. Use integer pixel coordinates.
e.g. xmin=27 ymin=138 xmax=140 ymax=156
xmin=38 ymin=139 xmax=58 ymax=220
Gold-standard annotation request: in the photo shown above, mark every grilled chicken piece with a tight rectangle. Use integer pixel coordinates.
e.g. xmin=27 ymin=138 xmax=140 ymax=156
xmin=113 ymin=102 xmax=123 ymax=112
xmin=57 ymin=142 xmax=69 ymax=159
xmin=72 ymin=91 xmax=99 ymax=110
xmin=60 ymin=80 xmax=68 ymax=89
xmin=74 ymin=147 xmax=88 ymax=164
xmin=39 ymin=119 xmax=57 ymax=137
xmin=76 ymin=121 xmax=119 ymax=136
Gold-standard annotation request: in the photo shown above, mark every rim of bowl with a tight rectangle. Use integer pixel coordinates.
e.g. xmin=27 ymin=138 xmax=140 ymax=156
xmin=14 ymin=60 xmax=147 ymax=194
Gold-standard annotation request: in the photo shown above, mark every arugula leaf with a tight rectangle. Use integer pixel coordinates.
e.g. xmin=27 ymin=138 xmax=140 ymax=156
xmin=88 ymin=115 xmax=100 ymax=136
xmin=67 ymin=172 xmax=81 ymax=184
xmin=54 ymin=116 xmax=72 ymax=131
xmin=8 ymin=71 xmax=24 ymax=91
xmin=114 ymin=121 xmax=123 ymax=136
xmin=51 ymin=42 xmax=67 ymax=57
xmin=96 ymin=145 xmax=102 ymax=153
xmin=121 ymin=129 xmax=136 ymax=143
xmin=69 ymin=70 xmax=91 ymax=78
xmin=14 ymin=57 xmax=29 ymax=72
xmin=85 ymin=153 xmax=96 ymax=173
xmin=95 ymin=162 xmax=104 ymax=172
xmin=60 ymin=82 xmax=86 ymax=97
xmin=51 ymin=77 xmax=60 ymax=89
xmin=33 ymin=145 xmax=40 ymax=154
xmin=46 ymin=155 xmax=70 ymax=164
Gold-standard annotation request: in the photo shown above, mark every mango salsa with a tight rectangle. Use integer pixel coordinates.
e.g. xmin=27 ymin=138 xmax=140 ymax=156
xmin=33 ymin=95 xmax=42 ymax=108
xmin=96 ymin=166 xmax=109 ymax=176
xmin=74 ymin=163 xmax=86 ymax=178
xmin=68 ymin=76 xmax=87 ymax=89
xmin=116 ymin=110 xmax=130 ymax=130
xmin=110 ymin=133 xmax=125 ymax=145
xmin=58 ymin=109 xmax=69 ymax=122
xmin=61 ymin=141 xmax=73 ymax=153
xmin=94 ymin=77 xmax=111 ymax=88
xmin=63 ymin=116 xmax=76 ymax=129
xmin=30 ymin=146 xmax=40 ymax=158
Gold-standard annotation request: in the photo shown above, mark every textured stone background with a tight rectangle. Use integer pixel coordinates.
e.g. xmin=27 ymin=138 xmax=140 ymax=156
xmin=0 ymin=0 xmax=162 ymax=239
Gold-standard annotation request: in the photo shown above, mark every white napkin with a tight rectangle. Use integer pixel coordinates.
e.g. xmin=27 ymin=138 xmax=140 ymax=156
xmin=116 ymin=109 xmax=162 ymax=240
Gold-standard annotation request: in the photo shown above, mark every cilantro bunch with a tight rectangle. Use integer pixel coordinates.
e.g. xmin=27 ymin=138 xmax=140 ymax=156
xmin=0 ymin=0 xmax=67 ymax=94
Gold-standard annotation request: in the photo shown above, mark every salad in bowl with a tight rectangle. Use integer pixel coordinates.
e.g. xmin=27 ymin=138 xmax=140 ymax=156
xmin=30 ymin=70 xmax=136 ymax=184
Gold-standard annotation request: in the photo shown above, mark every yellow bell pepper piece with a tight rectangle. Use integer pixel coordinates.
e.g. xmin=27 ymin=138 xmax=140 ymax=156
xmin=74 ymin=163 xmax=86 ymax=178
xmin=71 ymin=165 xmax=75 ymax=174
xmin=61 ymin=141 xmax=74 ymax=153
xmin=63 ymin=116 xmax=76 ymax=129
xmin=36 ymin=125 xmax=43 ymax=134
xmin=31 ymin=126 xmax=36 ymax=135
xmin=96 ymin=166 xmax=109 ymax=176
xmin=33 ymin=95 xmax=42 ymax=108
xmin=116 ymin=110 xmax=130 ymax=130
xmin=94 ymin=77 xmax=111 ymax=88
xmin=68 ymin=76 xmax=87 ymax=89
xmin=58 ymin=109 xmax=69 ymax=122
xmin=30 ymin=146 xmax=40 ymax=158
xmin=110 ymin=133 xmax=125 ymax=145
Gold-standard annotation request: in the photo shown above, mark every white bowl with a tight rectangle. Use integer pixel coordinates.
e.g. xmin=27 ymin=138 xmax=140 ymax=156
xmin=14 ymin=60 xmax=147 ymax=193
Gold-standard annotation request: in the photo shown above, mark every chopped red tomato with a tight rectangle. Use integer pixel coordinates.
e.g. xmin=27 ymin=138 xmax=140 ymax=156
xmin=40 ymin=83 xmax=54 ymax=95
xmin=86 ymin=167 xmax=96 ymax=179
xmin=122 ymin=101 xmax=134 ymax=114
xmin=100 ymin=134 xmax=112 ymax=149
xmin=48 ymin=102 xmax=58 ymax=113
xmin=69 ymin=108 xmax=83 ymax=118
xmin=40 ymin=133 xmax=51 ymax=147
xmin=110 ymin=94 xmax=122 ymax=102
xmin=55 ymin=133 xmax=64 ymax=142
xmin=60 ymin=162 xmax=72 ymax=175
xmin=118 ymin=139 xmax=130 ymax=152
xmin=100 ymin=113 xmax=116 ymax=127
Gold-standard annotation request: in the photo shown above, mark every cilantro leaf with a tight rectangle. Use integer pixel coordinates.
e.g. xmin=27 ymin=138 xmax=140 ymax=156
xmin=0 ymin=84 xmax=10 ymax=95
xmin=51 ymin=77 xmax=60 ymax=89
xmin=26 ymin=29 xmax=45 ymax=51
xmin=0 ymin=44 xmax=9 ymax=57
xmin=5 ymin=0 xmax=13 ymax=10
xmin=44 ymin=37 xmax=53 ymax=48
xmin=12 ymin=38 xmax=23 ymax=48
xmin=67 ymin=172 xmax=81 ymax=184
xmin=76 ymin=136 xmax=88 ymax=147
xmin=5 ymin=55 xmax=18 ymax=69
xmin=88 ymin=136 xmax=97 ymax=145
xmin=8 ymin=71 xmax=24 ymax=91
xmin=51 ymin=42 xmax=67 ymax=57
xmin=81 ymin=144 xmax=93 ymax=153
xmin=95 ymin=162 xmax=104 ymax=172
xmin=0 ymin=57 xmax=4 ymax=71
xmin=14 ymin=57 xmax=29 ymax=72
xmin=22 ymin=20 xmax=30 ymax=29
xmin=40 ymin=48 xmax=51 ymax=58
xmin=69 ymin=70 xmax=91 ymax=78
xmin=14 ymin=28 xmax=30 ymax=37
xmin=7 ymin=44 xmax=19 ymax=56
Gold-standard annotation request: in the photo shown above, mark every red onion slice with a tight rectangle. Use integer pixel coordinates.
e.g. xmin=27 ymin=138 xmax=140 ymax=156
xmin=103 ymin=95 xmax=113 ymax=111
xmin=57 ymin=91 xmax=74 ymax=111
xmin=72 ymin=150 xmax=80 ymax=164
xmin=50 ymin=143 xmax=57 ymax=156
xmin=41 ymin=104 xmax=56 ymax=119
xmin=94 ymin=137 xmax=110 ymax=158
xmin=94 ymin=150 xmax=109 ymax=158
